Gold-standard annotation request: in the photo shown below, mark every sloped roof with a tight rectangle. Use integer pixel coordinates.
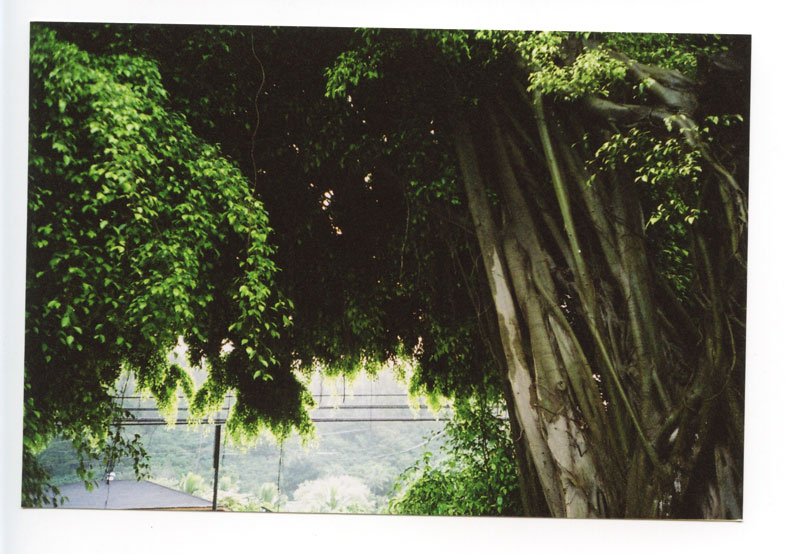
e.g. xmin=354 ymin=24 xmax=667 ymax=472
xmin=49 ymin=480 xmax=213 ymax=510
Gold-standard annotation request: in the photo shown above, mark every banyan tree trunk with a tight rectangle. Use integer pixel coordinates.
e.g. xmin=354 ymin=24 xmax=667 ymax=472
xmin=448 ymin=50 xmax=747 ymax=519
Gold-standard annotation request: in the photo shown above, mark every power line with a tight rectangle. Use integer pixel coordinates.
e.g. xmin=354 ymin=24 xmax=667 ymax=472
xmin=371 ymin=430 xmax=447 ymax=460
xmin=113 ymin=417 xmax=449 ymax=426
xmin=113 ymin=393 xmax=415 ymax=400
xmin=112 ymin=394 xmax=458 ymax=426
xmin=123 ymin=404 xmax=442 ymax=411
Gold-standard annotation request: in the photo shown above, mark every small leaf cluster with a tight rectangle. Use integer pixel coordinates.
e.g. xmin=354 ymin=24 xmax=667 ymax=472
xmin=601 ymin=33 xmax=728 ymax=79
xmin=324 ymin=46 xmax=383 ymax=100
xmin=482 ymin=31 xmax=628 ymax=100
xmin=588 ymin=125 xmax=699 ymax=294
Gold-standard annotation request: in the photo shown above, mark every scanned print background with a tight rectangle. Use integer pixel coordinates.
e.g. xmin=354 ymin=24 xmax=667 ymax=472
xmin=2 ymin=1 xmax=798 ymax=554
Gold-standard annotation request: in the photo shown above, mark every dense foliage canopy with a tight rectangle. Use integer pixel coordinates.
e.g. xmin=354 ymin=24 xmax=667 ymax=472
xmin=25 ymin=27 xmax=302 ymax=505
xmin=24 ymin=23 xmax=748 ymax=518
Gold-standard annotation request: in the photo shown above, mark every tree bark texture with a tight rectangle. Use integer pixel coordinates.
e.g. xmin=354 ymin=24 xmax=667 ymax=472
xmin=447 ymin=55 xmax=746 ymax=518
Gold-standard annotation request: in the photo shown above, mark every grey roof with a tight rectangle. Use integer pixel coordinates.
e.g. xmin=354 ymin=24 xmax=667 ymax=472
xmin=49 ymin=480 xmax=212 ymax=510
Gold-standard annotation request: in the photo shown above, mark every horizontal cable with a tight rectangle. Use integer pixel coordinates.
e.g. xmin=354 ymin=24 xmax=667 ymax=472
xmin=113 ymin=417 xmax=450 ymax=426
xmin=123 ymin=404 xmax=442 ymax=411
xmin=113 ymin=393 xmax=412 ymax=400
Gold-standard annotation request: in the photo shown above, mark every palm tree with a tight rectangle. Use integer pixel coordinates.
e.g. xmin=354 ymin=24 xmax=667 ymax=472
xmin=179 ymin=472 xmax=205 ymax=496
xmin=292 ymin=476 xmax=375 ymax=513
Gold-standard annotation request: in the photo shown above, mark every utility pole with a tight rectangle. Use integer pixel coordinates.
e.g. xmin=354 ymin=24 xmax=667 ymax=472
xmin=212 ymin=423 xmax=221 ymax=511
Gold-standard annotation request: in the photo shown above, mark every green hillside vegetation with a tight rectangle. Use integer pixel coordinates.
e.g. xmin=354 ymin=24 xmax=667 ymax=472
xmin=36 ymin=368 xmax=451 ymax=513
